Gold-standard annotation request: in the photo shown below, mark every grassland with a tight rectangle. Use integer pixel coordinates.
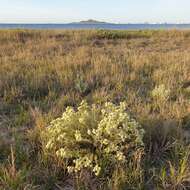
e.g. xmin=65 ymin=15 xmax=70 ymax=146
xmin=0 ymin=29 xmax=190 ymax=190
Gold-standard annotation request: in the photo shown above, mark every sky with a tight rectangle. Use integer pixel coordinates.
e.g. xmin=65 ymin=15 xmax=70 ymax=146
xmin=0 ymin=0 xmax=189 ymax=24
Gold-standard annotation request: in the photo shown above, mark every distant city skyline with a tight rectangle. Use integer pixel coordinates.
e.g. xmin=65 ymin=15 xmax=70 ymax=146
xmin=0 ymin=0 xmax=190 ymax=24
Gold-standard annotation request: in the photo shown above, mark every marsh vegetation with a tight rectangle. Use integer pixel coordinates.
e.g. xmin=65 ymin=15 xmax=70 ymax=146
xmin=0 ymin=29 xmax=190 ymax=189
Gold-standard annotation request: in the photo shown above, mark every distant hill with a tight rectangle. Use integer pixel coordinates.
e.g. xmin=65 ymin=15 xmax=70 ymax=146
xmin=73 ymin=19 xmax=111 ymax=24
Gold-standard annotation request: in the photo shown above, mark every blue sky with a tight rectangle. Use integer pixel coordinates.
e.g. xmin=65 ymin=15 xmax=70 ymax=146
xmin=0 ymin=0 xmax=189 ymax=23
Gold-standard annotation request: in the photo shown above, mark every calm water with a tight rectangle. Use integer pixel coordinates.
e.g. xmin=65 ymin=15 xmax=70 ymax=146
xmin=0 ymin=23 xmax=190 ymax=30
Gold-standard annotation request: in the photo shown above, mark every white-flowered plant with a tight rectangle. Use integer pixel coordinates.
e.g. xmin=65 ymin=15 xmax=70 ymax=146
xmin=42 ymin=101 xmax=144 ymax=176
xmin=151 ymin=84 xmax=171 ymax=102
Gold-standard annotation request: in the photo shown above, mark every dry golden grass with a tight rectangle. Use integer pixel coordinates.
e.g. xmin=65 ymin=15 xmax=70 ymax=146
xmin=0 ymin=29 xmax=190 ymax=189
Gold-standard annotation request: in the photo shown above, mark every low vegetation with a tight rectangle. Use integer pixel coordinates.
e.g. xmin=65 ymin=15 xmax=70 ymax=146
xmin=0 ymin=29 xmax=190 ymax=189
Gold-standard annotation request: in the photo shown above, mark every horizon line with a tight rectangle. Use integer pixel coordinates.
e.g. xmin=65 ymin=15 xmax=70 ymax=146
xmin=0 ymin=22 xmax=190 ymax=25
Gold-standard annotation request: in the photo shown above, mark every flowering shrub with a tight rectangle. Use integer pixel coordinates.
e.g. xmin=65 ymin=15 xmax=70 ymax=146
xmin=151 ymin=84 xmax=171 ymax=102
xmin=42 ymin=101 xmax=144 ymax=176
